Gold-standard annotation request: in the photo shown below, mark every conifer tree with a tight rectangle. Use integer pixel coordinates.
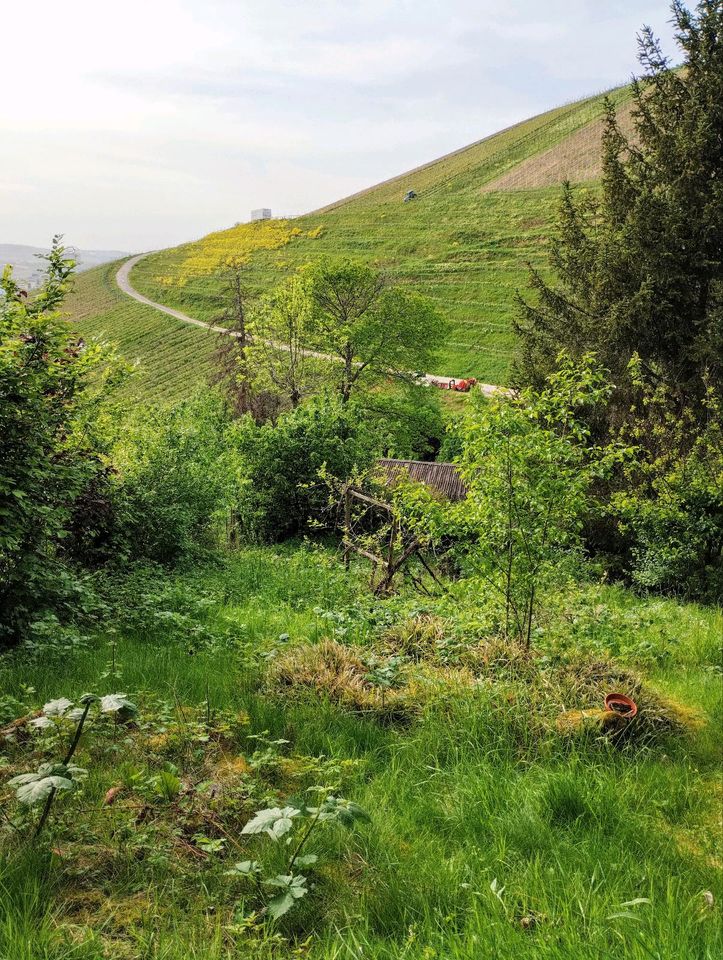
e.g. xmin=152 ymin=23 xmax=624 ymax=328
xmin=515 ymin=1 xmax=723 ymax=423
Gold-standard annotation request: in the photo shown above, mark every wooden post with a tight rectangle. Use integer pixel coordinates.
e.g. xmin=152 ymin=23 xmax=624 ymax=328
xmin=377 ymin=515 xmax=398 ymax=595
xmin=343 ymin=486 xmax=351 ymax=570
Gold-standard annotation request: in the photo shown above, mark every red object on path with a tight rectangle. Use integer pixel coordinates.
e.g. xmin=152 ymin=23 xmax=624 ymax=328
xmin=449 ymin=378 xmax=477 ymax=392
xmin=604 ymin=693 xmax=638 ymax=718
xmin=429 ymin=377 xmax=478 ymax=392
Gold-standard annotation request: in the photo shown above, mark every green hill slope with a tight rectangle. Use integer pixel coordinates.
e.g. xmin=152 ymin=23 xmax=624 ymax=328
xmin=70 ymin=84 xmax=632 ymax=391
xmin=65 ymin=261 xmax=215 ymax=402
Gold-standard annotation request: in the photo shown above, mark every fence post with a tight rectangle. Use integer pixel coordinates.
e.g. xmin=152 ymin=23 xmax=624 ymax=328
xmin=343 ymin=487 xmax=351 ymax=570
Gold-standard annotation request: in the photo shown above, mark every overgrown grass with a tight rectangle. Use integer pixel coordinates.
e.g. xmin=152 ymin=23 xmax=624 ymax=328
xmin=0 ymin=545 xmax=720 ymax=959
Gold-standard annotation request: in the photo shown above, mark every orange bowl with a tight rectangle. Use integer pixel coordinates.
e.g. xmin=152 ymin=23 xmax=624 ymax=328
xmin=604 ymin=692 xmax=638 ymax=718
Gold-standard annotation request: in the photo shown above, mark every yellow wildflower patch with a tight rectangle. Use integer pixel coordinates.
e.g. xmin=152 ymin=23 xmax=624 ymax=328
xmin=168 ymin=220 xmax=321 ymax=286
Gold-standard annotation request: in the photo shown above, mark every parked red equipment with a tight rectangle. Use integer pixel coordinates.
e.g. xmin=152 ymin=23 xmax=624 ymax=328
xmin=428 ymin=377 xmax=477 ymax=392
xmin=449 ymin=378 xmax=477 ymax=392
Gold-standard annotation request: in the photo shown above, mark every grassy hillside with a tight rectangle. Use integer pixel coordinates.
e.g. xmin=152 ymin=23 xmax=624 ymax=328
xmin=124 ymin=86 xmax=631 ymax=386
xmin=65 ymin=260 xmax=215 ymax=403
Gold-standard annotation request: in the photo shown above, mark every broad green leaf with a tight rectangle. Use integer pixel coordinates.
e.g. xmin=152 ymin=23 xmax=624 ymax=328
xmin=100 ymin=693 xmax=137 ymax=717
xmin=241 ymin=806 xmax=300 ymax=838
xmin=42 ymin=698 xmax=72 ymax=717
xmin=265 ymin=873 xmax=308 ymax=918
xmin=29 ymin=716 xmax=53 ymax=730
xmin=267 ymin=890 xmax=296 ymax=920
xmin=225 ymin=860 xmax=260 ymax=876
xmin=12 ymin=775 xmax=73 ymax=805
xmin=309 ymin=796 xmax=371 ymax=826
xmin=294 ymin=854 xmax=318 ymax=868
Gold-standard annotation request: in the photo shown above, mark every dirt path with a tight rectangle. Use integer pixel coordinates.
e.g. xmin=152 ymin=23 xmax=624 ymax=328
xmin=115 ymin=255 xmax=506 ymax=397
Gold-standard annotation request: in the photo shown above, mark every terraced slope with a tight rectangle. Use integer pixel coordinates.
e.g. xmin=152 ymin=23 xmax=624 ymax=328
xmin=71 ymin=84 xmax=632 ymax=390
xmin=65 ymin=261 xmax=215 ymax=403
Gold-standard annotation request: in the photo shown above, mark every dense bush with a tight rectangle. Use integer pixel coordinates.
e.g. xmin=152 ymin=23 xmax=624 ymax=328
xmin=110 ymin=392 xmax=232 ymax=564
xmin=0 ymin=242 xmax=118 ymax=644
xmin=611 ymin=380 xmax=723 ymax=599
xmin=355 ymin=382 xmax=445 ymax=460
xmin=231 ymin=395 xmax=377 ymax=542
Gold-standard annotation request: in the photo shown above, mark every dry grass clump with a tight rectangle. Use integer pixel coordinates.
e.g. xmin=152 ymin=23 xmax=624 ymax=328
xmin=378 ymin=615 xmax=519 ymax=675
xmin=267 ymin=638 xmax=473 ymax=722
xmin=268 ymin=630 xmax=704 ymax=744
xmin=551 ymin=658 xmax=705 ymax=742
xmin=378 ymin=615 xmax=449 ymax=661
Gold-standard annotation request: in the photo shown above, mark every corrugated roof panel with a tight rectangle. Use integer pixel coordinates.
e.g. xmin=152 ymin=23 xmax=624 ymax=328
xmin=376 ymin=459 xmax=467 ymax=502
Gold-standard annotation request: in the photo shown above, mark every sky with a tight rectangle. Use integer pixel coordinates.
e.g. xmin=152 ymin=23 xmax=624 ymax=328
xmin=0 ymin=1 xmax=678 ymax=252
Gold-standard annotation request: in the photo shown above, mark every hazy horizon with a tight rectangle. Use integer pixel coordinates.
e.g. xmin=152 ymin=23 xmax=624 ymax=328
xmin=1 ymin=1 xmax=677 ymax=252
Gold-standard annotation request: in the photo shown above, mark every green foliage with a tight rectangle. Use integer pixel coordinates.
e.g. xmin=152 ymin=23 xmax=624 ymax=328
xmin=237 ymin=793 xmax=370 ymax=920
xmin=517 ymin=1 xmax=723 ymax=417
xmin=248 ymin=270 xmax=325 ymax=411
xmin=110 ymin=392 xmax=232 ymax=563
xmin=231 ymin=395 xmax=377 ymax=541
xmin=0 ymin=239 xmax=119 ymax=644
xmin=453 ymin=355 xmax=617 ymax=644
xmin=247 ymin=260 xmax=447 ymax=421
xmin=305 ymin=259 xmax=447 ymax=402
xmin=611 ymin=371 xmax=723 ymax=598
xmin=8 ymin=763 xmax=84 ymax=806
xmin=7 ymin=691 xmax=135 ymax=836
xmin=356 ymin=381 xmax=446 ymax=460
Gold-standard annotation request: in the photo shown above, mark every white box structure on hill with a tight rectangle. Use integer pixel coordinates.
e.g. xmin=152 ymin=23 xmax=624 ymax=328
xmin=251 ymin=208 xmax=272 ymax=221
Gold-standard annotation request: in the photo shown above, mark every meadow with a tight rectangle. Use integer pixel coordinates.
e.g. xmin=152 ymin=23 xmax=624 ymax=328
xmin=0 ymin=545 xmax=720 ymax=959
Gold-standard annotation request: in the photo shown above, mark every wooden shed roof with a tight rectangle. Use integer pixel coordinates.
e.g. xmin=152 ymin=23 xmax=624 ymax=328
xmin=376 ymin=459 xmax=467 ymax=502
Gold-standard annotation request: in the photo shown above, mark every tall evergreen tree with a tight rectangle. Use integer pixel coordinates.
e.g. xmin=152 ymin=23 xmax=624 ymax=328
xmin=515 ymin=1 xmax=723 ymax=422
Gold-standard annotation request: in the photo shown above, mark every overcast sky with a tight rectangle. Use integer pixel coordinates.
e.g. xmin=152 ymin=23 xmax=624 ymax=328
xmin=0 ymin=0 xmax=677 ymax=252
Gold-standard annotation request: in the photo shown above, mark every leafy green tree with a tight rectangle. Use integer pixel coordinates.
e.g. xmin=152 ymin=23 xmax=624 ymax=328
xmin=354 ymin=382 xmax=445 ymax=460
xmin=610 ymin=366 xmax=722 ymax=598
xmin=248 ymin=271 xmax=325 ymax=412
xmin=454 ymin=355 xmax=617 ymax=647
xmin=110 ymin=392 xmax=232 ymax=564
xmin=209 ymin=258 xmax=253 ymax=416
xmin=0 ymin=239 xmax=117 ymax=644
xmin=307 ymin=259 xmax=447 ymax=403
xmin=516 ymin=1 xmax=723 ymax=420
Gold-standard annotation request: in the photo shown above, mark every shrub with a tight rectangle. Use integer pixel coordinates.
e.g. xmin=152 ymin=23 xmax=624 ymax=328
xmin=0 ymin=240 xmax=119 ymax=644
xmin=231 ymin=395 xmax=376 ymax=542
xmin=111 ymin=392 xmax=232 ymax=564
xmin=453 ymin=354 xmax=619 ymax=646
xmin=611 ymin=380 xmax=723 ymax=599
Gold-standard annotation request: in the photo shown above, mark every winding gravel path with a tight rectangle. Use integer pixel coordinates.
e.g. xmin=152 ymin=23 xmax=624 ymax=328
xmin=115 ymin=254 xmax=506 ymax=396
